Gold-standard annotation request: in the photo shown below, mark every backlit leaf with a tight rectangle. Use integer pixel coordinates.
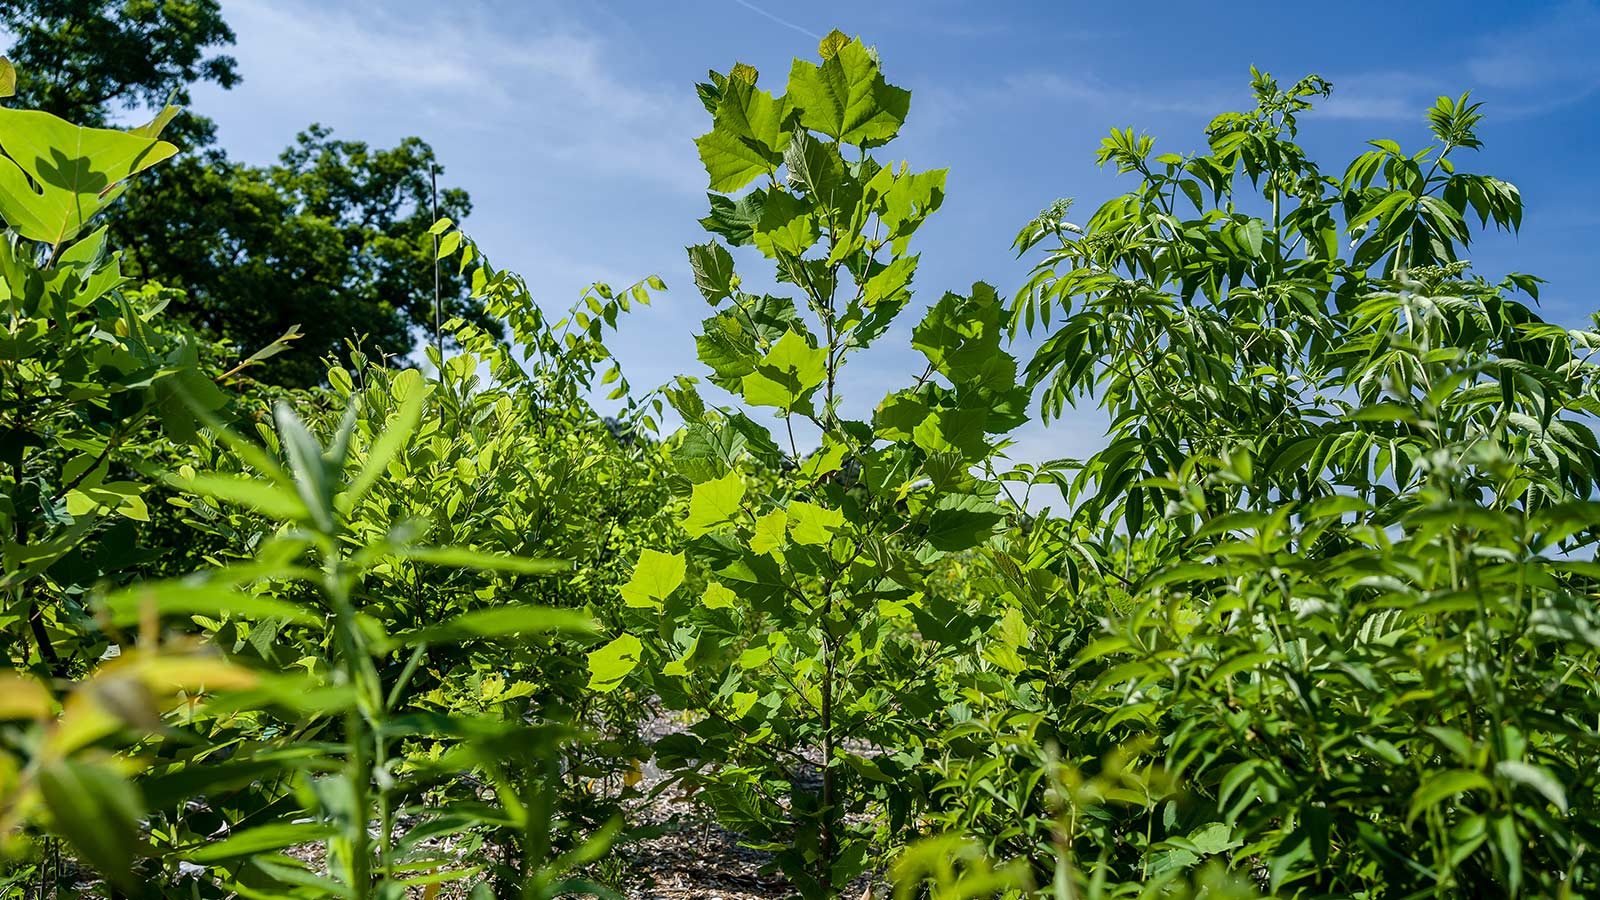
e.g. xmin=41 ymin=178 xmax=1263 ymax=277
xmin=587 ymin=633 xmax=643 ymax=693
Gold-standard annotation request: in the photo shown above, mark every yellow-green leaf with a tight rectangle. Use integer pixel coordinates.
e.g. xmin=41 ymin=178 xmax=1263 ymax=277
xmin=587 ymin=633 xmax=642 ymax=693
xmin=683 ymin=470 xmax=746 ymax=537
xmin=740 ymin=328 xmax=826 ymax=412
xmin=788 ymin=501 xmax=844 ymax=545
xmin=620 ymin=549 xmax=686 ymax=609
xmin=785 ymin=36 xmax=909 ymax=147
xmin=749 ymin=509 xmax=789 ymax=555
xmin=702 ymin=582 xmax=737 ymax=609
xmin=694 ymin=78 xmax=793 ymax=192
xmin=0 ymin=108 xmax=177 ymax=245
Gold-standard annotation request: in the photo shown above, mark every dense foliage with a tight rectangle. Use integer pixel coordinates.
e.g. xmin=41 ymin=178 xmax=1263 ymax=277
xmin=2 ymin=22 xmax=1597 ymax=900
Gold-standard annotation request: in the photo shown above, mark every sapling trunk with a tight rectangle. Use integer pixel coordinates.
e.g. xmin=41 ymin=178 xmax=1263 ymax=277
xmin=820 ymin=625 xmax=836 ymax=896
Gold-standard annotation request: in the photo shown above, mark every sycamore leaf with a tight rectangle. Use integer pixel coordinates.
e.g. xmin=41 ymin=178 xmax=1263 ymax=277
xmin=913 ymin=406 xmax=989 ymax=459
xmin=862 ymin=255 xmax=918 ymax=309
xmin=868 ymin=164 xmax=947 ymax=254
xmin=688 ymin=241 xmax=738 ymax=304
xmin=701 ymin=189 xmax=768 ymax=246
xmin=750 ymin=509 xmax=789 ymax=555
xmin=924 ymin=494 xmax=1004 ymax=552
xmin=694 ymin=78 xmax=794 ymax=192
xmin=784 ymin=130 xmax=851 ymax=206
xmin=875 ymin=391 xmax=931 ymax=442
xmin=620 ymin=549 xmax=686 ymax=609
xmin=751 ymin=188 xmax=818 ymax=258
xmin=741 ymin=328 xmax=826 ymax=412
xmin=662 ymin=630 xmax=701 ymax=677
xmin=785 ymin=36 xmax=910 ymax=147
xmin=696 ymin=311 xmax=762 ymax=388
xmin=912 ymin=283 xmax=1016 ymax=392
xmin=702 ymin=581 xmax=737 ymax=609
xmin=788 ymin=501 xmax=844 ymax=546
xmin=683 ymin=470 xmax=746 ymax=537
xmin=798 ymin=438 xmax=848 ymax=481
xmin=587 ymin=633 xmax=643 ymax=693
xmin=817 ymin=29 xmax=850 ymax=60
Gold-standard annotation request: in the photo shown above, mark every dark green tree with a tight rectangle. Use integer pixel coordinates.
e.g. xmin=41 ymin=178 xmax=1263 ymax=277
xmin=115 ymin=128 xmax=482 ymax=386
xmin=0 ymin=0 xmax=493 ymax=385
xmin=0 ymin=0 xmax=236 ymax=142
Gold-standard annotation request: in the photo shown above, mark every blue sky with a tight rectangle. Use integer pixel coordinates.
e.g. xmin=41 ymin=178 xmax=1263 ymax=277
xmin=188 ymin=0 xmax=1600 ymax=483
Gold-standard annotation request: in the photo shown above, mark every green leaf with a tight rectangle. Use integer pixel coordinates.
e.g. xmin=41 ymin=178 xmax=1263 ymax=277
xmin=0 ymin=108 xmax=178 ymax=245
xmin=911 ymin=284 xmax=1016 ymax=392
xmin=913 ymin=407 xmax=988 ymax=459
xmin=0 ymin=59 xmax=13 ymax=98
xmin=862 ymin=255 xmax=918 ymax=310
xmin=817 ymin=29 xmax=850 ymax=60
xmin=688 ymin=241 xmax=738 ymax=304
xmin=274 ymin=401 xmax=337 ymax=533
xmin=751 ymin=188 xmax=818 ymax=258
xmin=784 ymin=130 xmax=849 ymax=205
xmin=1495 ymin=760 xmax=1568 ymax=813
xmin=101 ymin=582 xmax=321 ymax=627
xmin=697 ymin=310 xmax=762 ymax=388
xmin=702 ymin=581 xmax=737 ymax=609
xmin=924 ymin=494 xmax=1004 ymax=552
xmin=176 ymin=473 xmax=308 ymax=523
xmin=1408 ymin=769 xmax=1493 ymax=823
xmin=749 ymin=509 xmax=789 ymax=555
xmin=694 ymin=78 xmax=794 ymax=192
xmin=343 ymin=371 xmax=428 ymax=505
xmin=701 ymin=189 xmax=767 ymax=246
xmin=391 ymin=545 xmax=571 ymax=575
xmin=875 ymin=391 xmax=931 ymax=442
xmin=126 ymin=105 xmax=180 ymax=140
xmin=662 ymin=630 xmax=701 ymax=677
xmin=788 ymin=501 xmax=844 ymax=546
xmin=396 ymin=605 xmax=595 ymax=646
xmin=683 ymin=470 xmax=747 ymax=537
xmin=184 ymin=821 xmax=338 ymax=863
xmin=620 ymin=549 xmax=686 ymax=609
xmin=740 ymin=328 xmax=826 ymax=412
xmin=587 ymin=633 xmax=643 ymax=693
xmin=797 ymin=438 xmax=848 ymax=481
xmin=65 ymin=482 xmax=149 ymax=522
xmin=38 ymin=758 xmax=144 ymax=887
xmin=785 ymin=36 xmax=910 ymax=147
xmin=868 ymin=164 xmax=946 ymax=254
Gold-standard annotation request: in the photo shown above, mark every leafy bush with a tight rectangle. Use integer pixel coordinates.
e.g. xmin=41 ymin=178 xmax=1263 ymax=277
xmin=915 ymin=69 xmax=1600 ymax=899
xmin=602 ymin=32 xmax=1031 ymax=897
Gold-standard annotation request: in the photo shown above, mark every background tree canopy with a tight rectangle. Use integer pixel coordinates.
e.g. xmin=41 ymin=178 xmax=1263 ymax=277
xmin=0 ymin=0 xmax=494 ymax=386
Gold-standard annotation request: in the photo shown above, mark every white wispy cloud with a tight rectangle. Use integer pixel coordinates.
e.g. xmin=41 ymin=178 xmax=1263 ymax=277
xmin=1325 ymin=1 xmax=1600 ymax=121
xmin=971 ymin=1 xmax=1600 ymax=128
xmin=208 ymin=0 xmax=705 ymax=191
